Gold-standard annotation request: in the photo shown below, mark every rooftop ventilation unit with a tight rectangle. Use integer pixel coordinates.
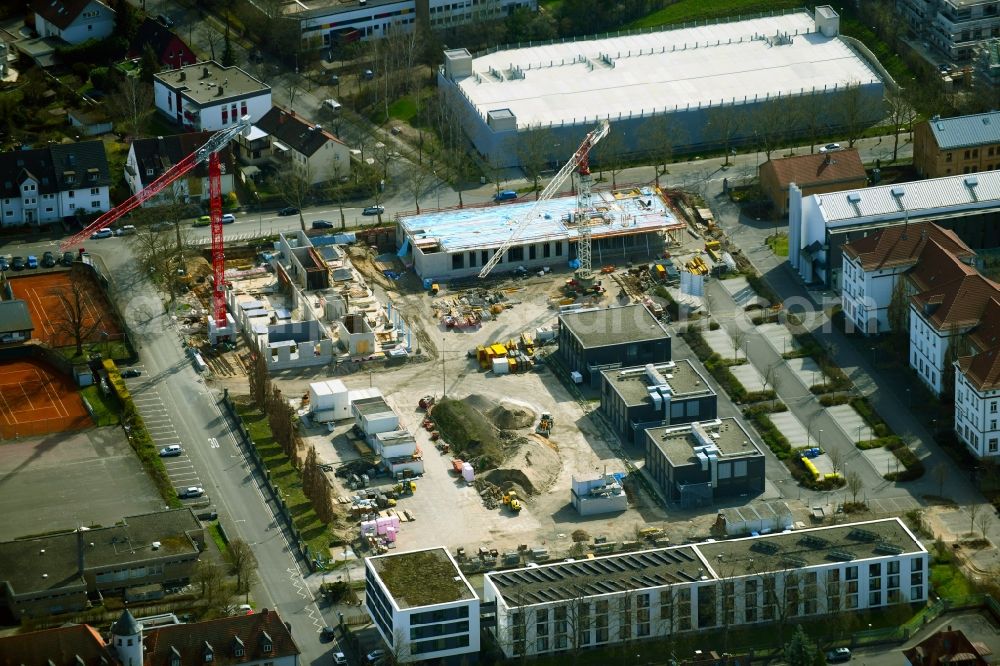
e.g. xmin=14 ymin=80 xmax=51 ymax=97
xmin=847 ymin=193 xmax=861 ymax=203
xmin=799 ymin=535 xmax=829 ymax=549
xmin=874 ymin=542 xmax=903 ymax=555
xmin=848 ymin=528 xmax=879 ymax=542
xmin=751 ymin=541 xmax=779 ymax=555
xmin=890 ymin=187 xmax=906 ymax=198
xmin=828 ymin=550 xmax=855 ymax=561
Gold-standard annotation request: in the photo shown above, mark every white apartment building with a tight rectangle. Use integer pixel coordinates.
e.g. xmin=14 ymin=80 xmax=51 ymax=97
xmin=898 ymin=0 xmax=1000 ymax=63
xmin=31 ymin=0 xmax=115 ymax=45
xmin=365 ymin=548 xmax=480 ymax=662
xmin=125 ymin=133 xmax=235 ymax=206
xmin=293 ymin=0 xmax=536 ymax=48
xmin=955 ymin=297 xmax=1000 ymax=458
xmin=153 ymin=61 xmax=271 ymax=132
xmin=0 ymin=141 xmax=111 ymax=228
xmin=485 ymin=518 xmax=927 ymax=659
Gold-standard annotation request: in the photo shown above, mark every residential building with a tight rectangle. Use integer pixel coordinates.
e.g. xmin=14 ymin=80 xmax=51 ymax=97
xmin=0 ymin=140 xmax=111 ymax=228
xmin=840 ymin=222 xmax=976 ymax=335
xmin=124 ymin=132 xmax=235 ymax=207
xmin=644 ymin=418 xmax=765 ymax=507
xmin=903 ymin=626 xmax=993 ymax=666
xmin=365 ymin=548 xmax=480 ymax=663
xmin=788 ymin=171 xmax=1000 ymax=289
xmin=484 ymin=518 xmax=928 ymax=659
xmin=955 ymin=296 xmax=1000 ymax=458
xmin=972 ymin=38 xmax=1000 ymax=90
xmin=914 ymin=111 xmax=1000 ymax=178
xmin=439 ymin=8 xmax=884 ymax=168
xmin=30 ymin=0 xmax=116 ymax=45
xmin=558 ymin=305 xmax=671 ymax=387
xmin=600 ymin=360 xmax=717 ymax=445
xmin=128 ymin=18 xmax=197 ymax=71
xmin=0 ymin=607 xmax=300 ymax=666
xmin=759 ymin=149 xmax=867 ymax=218
xmin=0 ymin=300 xmax=34 ymax=344
xmin=153 ymin=61 xmax=271 ymax=132
xmin=242 ymin=107 xmax=350 ymax=185
xmin=897 ymin=0 xmax=1000 ymax=63
xmin=0 ymin=509 xmax=204 ymax=620
xmin=284 ymin=0 xmax=536 ymax=48
xmin=908 ymin=247 xmax=996 ymax=395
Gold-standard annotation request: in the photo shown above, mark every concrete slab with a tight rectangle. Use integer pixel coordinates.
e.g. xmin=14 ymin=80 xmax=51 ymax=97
xmin=786 ymin=356 xmax=823 ymax=389
xmin=719 ymin=276 xmax=757 ymax=308
xmin=758 ymin=323 xmax=799 ymax=356
xmin=770 ymin=411 xmax=810 ymax=448
xmin=861 ymin=446 xmax=897 ymax=478
xmin=730 ymin=362 xmax=766 ymax=393
xmin=827 ymin=404 xmax=874 ymax=444
xmin=704 ymin=327 xmax=745 ymax=360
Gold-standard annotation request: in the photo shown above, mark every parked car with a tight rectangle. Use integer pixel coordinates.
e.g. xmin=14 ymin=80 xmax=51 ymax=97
xmin=12 ymin=256 xmax=24 ymax=270
xmin=363 ymin=69 xmax=375 ymax=80
xmin=152 ymin=221 xmax=173 ymax=231
xmin=179 ymin=486 xmax=204 ymax=498
xmin=61 ymin=251 xmax=75 ymax=266
xmin=365 ymin=650 xmax=386 ymax=664
xmin=332 ymin=650 xmax=347 ymax=665
xmin=115 ymin=224 xmax=137 ymax=236
xmin=26 ymin=255 xmax=38 ymax=269
xmin=90 ymin=228 xmax=114 ymax=239
xmin=0 ymin=256 xmax=8 ymax=271
xmin=121 ymin=368 xmax=142 ymax=378
xmin=221 ymin=213 xmax=236 ymax=224
xmin=826 ymin=648 xmax=852 ymax=663
xmin=494 ymin=190 xmax=518 ymax=202
xmin=41 ymin=251 xmax=56 ymax=267
xmin=193 ymin=216 xmax=211 ymax=227
xmin=323 ymin=99 xmax=342 ymax=113
xmin=819 ymin=142 xmax=842 ymax=153
xmin=362 ymin=205 xmax=384 ymax=216
xmin=278 ymin=206 xmax=300 ymax=216
xmin=156 ymin=13 xmax=173 ymax=27
xmin=320 ymin=626 xmax=336 ymax=642
xmin=159 ymin=445 xmax=183 ymax=457
xmin=312 ymin=220 xmax=335 ymax=229
xmin=237 ymin=604 xmax=253 ymax=615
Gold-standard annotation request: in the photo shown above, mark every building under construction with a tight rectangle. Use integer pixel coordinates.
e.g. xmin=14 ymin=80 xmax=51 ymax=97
xmin=397 ymin=187 xmax=685 ymax=280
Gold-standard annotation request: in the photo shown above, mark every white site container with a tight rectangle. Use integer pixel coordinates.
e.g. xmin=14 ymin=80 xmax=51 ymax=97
xmin=462 ymin=462 xmax=475 ymax=483
xmin=492 ymin=357 xmax=510 ymax=375
xmin=309 ymin=381 xmax=335 ymax=411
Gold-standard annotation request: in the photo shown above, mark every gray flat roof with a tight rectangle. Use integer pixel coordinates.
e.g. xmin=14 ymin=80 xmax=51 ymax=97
xmin=560 ymin=304 xmax=668 ymax=349
xmin=697 ymin=518 xmax=925 ymax=570
xmin=646 ymin=418 xmax=762 ymax=466
xmin=0 ymin=300 xmax=33 ymax=333
xmin=928 ymin=111 xmax=1000 ymax=150
xmin=369 ymin=548 xmax=475 ymax=609
xmin=488 ymin=518 xmax=924 ymax=606
xmin=0 ymin=509 xmax=201 ymax=596
xmin=353 ymin=396 xmax=394 ymax=417
xmin=603 ymin=359 xmax=713 ymax=407
xmin=154 ymin=61 xmax=269 ymax=105
xmin=451 ymin=12 xmax=881 ymax=129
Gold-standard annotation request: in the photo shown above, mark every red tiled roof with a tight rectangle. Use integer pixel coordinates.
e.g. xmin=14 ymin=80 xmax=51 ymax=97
xmin=143 ymin=609 xmax=300 ymax=666
xmin=0 ymin=624 xmax=112 ymax=666
xmin=911 ymin=272 xmax=1000 ymax=331
xmin=902 ymin=629 xmax=990 ymax=666
xmin=760 ymin=149 xmax=867 ymax=188
xmin=842 ymin=222 xmax=975 ymax=271
xmin=907 ymin=238 xmax=978 ymax=294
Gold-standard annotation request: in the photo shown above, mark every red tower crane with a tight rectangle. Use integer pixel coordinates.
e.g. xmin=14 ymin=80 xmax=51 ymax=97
xmin=63 ymin=117 xmax=253 ymax=333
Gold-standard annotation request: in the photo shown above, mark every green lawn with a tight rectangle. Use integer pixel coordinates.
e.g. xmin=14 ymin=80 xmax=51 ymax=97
xmin=234 ymin=402 xmax=332 ymax=562
xmin=931 ymin=562 xmax=976 ymax=602
xmin=767 ymin=233 xmax=789 ymax=257
xmin=57 ymin=340 xmax=131 ymax=363
xmin=80 ymin=385 xmax=121 ymax=426
xmin=388 ymin=96 xmax=418 ymax=122
xmin=209 ymin=522 xmax=229 ymax=556
xmin=628 ymin=0 xmax=800 ymax=29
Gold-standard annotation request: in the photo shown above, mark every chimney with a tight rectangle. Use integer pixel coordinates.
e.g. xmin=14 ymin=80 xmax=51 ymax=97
xmin=261 ymin=608 xmax=269 ymax=616
xmin=202 ymin=66 xmax=209 ymax=79
xmin=217 ymin=85 xmax=224 ymax=97
xmin=179 ymin=71 xmax=185 ymax=81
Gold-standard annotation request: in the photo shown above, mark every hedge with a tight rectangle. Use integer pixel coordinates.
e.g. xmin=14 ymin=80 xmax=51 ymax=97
xmin=819 ymin=394 xmax=850 ymax=407
xmin=857 ymin=435 xmax=902 ymax=450
xmin=104 ymin=361 xmax=181 ymax=508
xmin=884 ymin=439 xmax=925 ymax=481
xmin=746 ymin=410 xmax=792 ymax=460
xmin=850 ymin=396 xmax=893 ymax=439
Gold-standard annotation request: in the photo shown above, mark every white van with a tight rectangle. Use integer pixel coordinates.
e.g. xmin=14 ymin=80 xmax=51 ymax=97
xmin=323 ymin=98 xmax=342 ymax=113
xmin=115 ymin=225 xmax=137 ymax=236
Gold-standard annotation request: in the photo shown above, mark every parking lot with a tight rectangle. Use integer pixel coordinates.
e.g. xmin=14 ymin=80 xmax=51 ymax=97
xmin=0 ymin=428 xmax=164 ymax=538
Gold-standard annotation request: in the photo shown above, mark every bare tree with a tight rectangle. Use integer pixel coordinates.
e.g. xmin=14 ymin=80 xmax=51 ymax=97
xmin=750 ymin=97 xmax=794 ymax=161
xmin=846 ymin=470 xmax=863 ymax=506
xmin=976 ymin=509 xmax=992 ymax=541
xmin=274 ymin=168 xmax=312 ymax=232
xmin=128 ymin=217 xmax=188 ymax=304
xmin=642 ymin=115 xmax=685 ymax=186
xmin=969 ymin=503 xmax=982 ymax=537
xmin=793 ymin=93 xmax=829 ymax=154
xmin=226 ymin=538 xmax=259 ymax=597
xmin=835 ymin=83 xmax=884 ymax=148
xmin=592 ymin=129 xmax=627 ymax=189
xmin=193 ymin=560 xmax=234 ymax=617
xmin=50 ymin=270 xmax=105 ymax=356
xmin=199 ymin=24 xmax=221 ymax=61
xmin=731 ymin=327 xmax=748 ymax=363
xmin=707 ymin=105 xmax=740 ymax=165
xmin=517 ymin=127 xmax=553 ymax=198
xmin=105 ymin=75 xmax=154 ymax=139
xmin=827 ymin=446 xmax=844 ymax=475
xmin=886 ymin=87 xmax=918 ymax=162
xmin=324 ymin=161 xmax=351 ymax=229
xmin=403 ymin=160 xmax=434 ymax=213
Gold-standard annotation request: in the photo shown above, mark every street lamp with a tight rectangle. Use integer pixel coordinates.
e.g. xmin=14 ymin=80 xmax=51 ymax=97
xmin=818 ymin=429 xmax=823 ymax=450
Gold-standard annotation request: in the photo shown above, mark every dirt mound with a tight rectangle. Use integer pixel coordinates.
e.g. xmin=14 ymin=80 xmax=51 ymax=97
xmin=488 ymin=400 xmax=537 ymax=430
xmin=484 ymin=436 xmax=560 ymax=496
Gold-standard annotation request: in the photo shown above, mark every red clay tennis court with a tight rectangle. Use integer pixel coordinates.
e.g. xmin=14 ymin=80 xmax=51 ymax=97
xmin=7 ymin=269 xmax=122 ymax=349
xmin=0 ymin=358 xmax=90 ymax=439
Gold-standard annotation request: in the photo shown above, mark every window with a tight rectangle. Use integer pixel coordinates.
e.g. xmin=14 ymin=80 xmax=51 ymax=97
xmin=68 ymin=191 xmax=75 ymax=198
xmin=555 ymin=242 xmax=562 ymax=256
xmin=543 ymin=243 xmax=551 ymax=258
xmin=91 ymin=187 xmax=99 ymax=195
xmin=990 ymin=438 xmax=998 ymax=453
xmin=91 ymin=201 xmax=100 ymax=208
xmin=991 ymin=401 xmax=997 ymax=413
xmin=222 ymin=108 xmax=229 ymax=124
xmin=946 ymin=153 xmax=953 ymax=162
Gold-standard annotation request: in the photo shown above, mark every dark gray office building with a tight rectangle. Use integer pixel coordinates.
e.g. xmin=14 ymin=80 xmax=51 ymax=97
xmin=644 ymin=419 xmax=765 ymax=508
xmin=600 ymin=360 xmax=717 ymax=445
xmin=557 ymin=304 xmax=670 ymax=387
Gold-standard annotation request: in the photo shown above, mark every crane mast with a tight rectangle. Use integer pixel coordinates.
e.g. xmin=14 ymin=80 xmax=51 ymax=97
xmin=63 ymin=117 xmax=253 ymax=334
xmin=478 ymin=120 xmax=610 ymax=279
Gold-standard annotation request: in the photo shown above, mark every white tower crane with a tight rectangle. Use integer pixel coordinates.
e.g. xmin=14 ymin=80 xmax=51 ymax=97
xmin=478 ymin=120 xmax=610 ymax=279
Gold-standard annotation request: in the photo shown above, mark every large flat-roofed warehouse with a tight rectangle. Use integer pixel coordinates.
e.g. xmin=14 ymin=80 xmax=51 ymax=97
xmin=398 ymin=187 xmax=684 ymax=279
xmin=439 ymin=6 xmax=886 ymax=167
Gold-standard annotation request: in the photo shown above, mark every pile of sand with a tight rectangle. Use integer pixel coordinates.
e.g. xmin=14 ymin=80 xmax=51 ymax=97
xmin=484 ymin=435 xmax=560 ymax=496
xmin=488 ymin=400 xmax=537 ymax=430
